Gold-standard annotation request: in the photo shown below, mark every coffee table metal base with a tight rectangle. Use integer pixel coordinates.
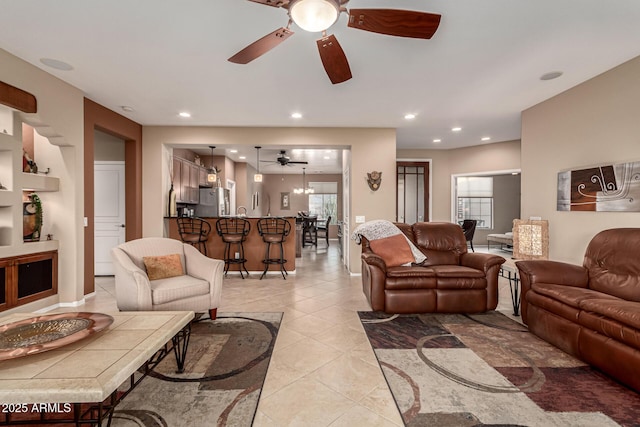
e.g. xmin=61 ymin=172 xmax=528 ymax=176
xmin=0 ymin=324 xmax=191 ymax=426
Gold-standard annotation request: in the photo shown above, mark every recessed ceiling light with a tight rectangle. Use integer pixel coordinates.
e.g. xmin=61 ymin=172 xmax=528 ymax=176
xmin=230 ymin=149 xmax=238 ymax=153
xmin=39 ymin=58 xmax=74 ymax=71
xmin=121 ymin=106 xmax=134 ymax=113
xmin=404 ymin=113 xmax=416 ymax=120
xmin=433 ymin=139 xmax=442 ymax=143
xmin=239 ymin=156 xmax=246 ymax=160
xmin=540 ymin=71 xmax=563 ymax=81
xmin=451 ymin=127 xmax=462 ymax=132
xmin=291 ymin=112 xmax=303 ymax=119
xmin=481 ymin=137 xmax=491 ymax=141
xmin=323 ymin=156 xmax=330 ymax=160
xmin=178 ymin=112 xmax=191 ymax=118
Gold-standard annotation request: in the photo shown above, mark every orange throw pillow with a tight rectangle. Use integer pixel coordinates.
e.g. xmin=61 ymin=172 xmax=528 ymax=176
xmin=368 ymin=234 xmax=415 ymax=267
xmin=143 ymin=254 xmax=184 ymax=280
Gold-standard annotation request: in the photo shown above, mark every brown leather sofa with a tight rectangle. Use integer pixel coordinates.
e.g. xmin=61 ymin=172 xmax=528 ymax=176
xmin=516 ymin=228 xmax=640 ymax=392
xmin=360 ymin=222 xmax=505 ymax=314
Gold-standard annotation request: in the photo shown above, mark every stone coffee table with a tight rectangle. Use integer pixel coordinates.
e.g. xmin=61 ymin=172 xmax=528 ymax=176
xmin=0 ymin=310 xmax=193 ymax=425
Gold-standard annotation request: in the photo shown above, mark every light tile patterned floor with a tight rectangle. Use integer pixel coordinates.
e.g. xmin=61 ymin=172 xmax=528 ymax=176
xmin=83 ymin=242 xmax=518 ymax=426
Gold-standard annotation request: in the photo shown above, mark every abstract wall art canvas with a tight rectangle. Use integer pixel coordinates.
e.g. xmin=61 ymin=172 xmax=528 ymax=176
xmin=557 ymin=161 xmax=640 ymax=211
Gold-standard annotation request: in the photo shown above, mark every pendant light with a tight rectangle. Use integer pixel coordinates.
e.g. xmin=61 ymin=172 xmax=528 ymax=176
xmin=254 ymin=146 xmax=263 ymax=182
xmin=294 ymin=167 xmax=314 ymax=194
xmin=207 ymin=146 xmax=218 ymax=184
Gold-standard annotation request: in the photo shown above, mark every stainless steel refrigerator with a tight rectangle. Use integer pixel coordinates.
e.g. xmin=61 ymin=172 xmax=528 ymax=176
xmin=195 ymin=187 xmax=230 ymax=217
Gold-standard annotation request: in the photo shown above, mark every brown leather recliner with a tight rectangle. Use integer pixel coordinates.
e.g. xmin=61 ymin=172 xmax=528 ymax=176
xmin=516 ymin=228 xmax=640 ymax=392
xmin=360 ymin=222 xmax=505 ymax=314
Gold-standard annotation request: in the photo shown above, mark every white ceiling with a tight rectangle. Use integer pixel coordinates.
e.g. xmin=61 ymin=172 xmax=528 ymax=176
xmin=2 ymin=0 xmax=640 ymax=172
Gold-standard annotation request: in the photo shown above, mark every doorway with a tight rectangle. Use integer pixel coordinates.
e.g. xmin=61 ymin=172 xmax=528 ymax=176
xmin=451 ymin=170 xmax=521 ymax=247
xmin=396 ymin=161 xmax=430 ymax=223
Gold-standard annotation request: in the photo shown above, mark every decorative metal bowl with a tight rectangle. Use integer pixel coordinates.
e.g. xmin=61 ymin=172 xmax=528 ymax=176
xmin=0 ymin=312 xmax=114 ymax=361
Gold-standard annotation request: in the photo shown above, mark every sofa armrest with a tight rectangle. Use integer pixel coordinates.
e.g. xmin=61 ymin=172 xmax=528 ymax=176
xmin=183 ymin=244 xmax=225 ymax=308
xmin=460 ymin=252 xmax=506 ymax=272
xmin=111 ymin=247 xmax=153 ymax=311
xmin=361 ymin=252 xmax=387 ymax=273
xmin=460 ymin=252 xmax=505 ymax=310
xmin=516 ymin=260 xmax=588 ymax=288
xmin=361 ymin=252 xmax=388 ymax=311
xmin=515 ymin=260 xmax=589 ymax=324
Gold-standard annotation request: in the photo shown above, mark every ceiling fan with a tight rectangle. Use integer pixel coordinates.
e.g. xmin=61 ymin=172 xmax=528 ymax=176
xmin=228 ymin=0 xmax=441 ymax=84
xmin=262 ymin=150 xmax=309 ymax=166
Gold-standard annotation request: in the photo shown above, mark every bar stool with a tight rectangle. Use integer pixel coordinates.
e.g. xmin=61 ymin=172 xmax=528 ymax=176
xmin=215 ymin=218 xmax=250 ymax=279
xmin=316 ymin=215 xmax=331 ymax=246
xmin=257 ymin=218 xmax=291 ymax=280
xmin=302 ymin=216 xmax=317 ymax=247
xmin=177 ymin=217 xmax=211 ymax=255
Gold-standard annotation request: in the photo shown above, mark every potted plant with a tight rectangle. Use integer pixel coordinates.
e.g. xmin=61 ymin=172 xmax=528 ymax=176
xmin=23 ymin=193 xmax=43 ymax=241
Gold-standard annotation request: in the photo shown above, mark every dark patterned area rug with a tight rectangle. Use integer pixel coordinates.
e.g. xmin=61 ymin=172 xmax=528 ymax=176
xmin=112 ymin=312 xmax=281 ymax=427
xmin=359 ymin=311 xmax=640 ymax=427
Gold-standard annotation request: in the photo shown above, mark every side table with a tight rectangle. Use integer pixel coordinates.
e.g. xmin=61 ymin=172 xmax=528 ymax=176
xmin=500 ymin=262 xmax=520 ymax=316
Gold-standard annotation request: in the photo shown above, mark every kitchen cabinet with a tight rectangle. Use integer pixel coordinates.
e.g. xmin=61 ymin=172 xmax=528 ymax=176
xmin=172 ymin=157 xmax=183 ymax=202
xmin=199 ymin=167 xmax=212 ymax=187
xmin=189 ymin=163 xmax=199 ymax=202
xmin=174 ymin=157 xmax=200 ymax=204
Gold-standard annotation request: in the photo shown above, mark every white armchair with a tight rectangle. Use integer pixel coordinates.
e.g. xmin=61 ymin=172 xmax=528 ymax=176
xmin=111 ymin=237 xmax=224 ymax=319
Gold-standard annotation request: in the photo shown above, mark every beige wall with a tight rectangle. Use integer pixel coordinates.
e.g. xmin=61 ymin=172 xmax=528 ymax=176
xmin=521 ymin=55 xmax=640 ymax=265
xmin=94 ymin=129 xmax=125 ymax=161
xmin=0 ymin=48 xmax=85 ymax=308
xmin=398 ymin=140 xmax=521 ymax=222
xmin=142 ymin=126 xmax=396 ymax=273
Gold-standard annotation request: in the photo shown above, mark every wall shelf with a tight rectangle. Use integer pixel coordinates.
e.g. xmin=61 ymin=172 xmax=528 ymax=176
xmin=0 ymin=240 xmax=59 ymax=259
xmin=0 ymin=190 xmax=14 ymax=207
xmin=22 ymin=173 xmax=59 ymax=192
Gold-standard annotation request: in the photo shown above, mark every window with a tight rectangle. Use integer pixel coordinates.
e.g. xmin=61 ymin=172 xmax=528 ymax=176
xmin=308 ymin=182 xmax=337 ymax=224
xmin=456 ymin=177 xmax=493 ymax=229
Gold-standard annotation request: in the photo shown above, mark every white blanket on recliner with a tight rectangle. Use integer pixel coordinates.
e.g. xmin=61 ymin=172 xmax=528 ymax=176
xmin=351 ymin=220 xmax=426 ymax=264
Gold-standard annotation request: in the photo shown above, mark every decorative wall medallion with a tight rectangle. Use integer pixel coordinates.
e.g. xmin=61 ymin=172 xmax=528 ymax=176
xmin=367 ymin=171 xmax=382 ymax=191
xmin=557 ymin=161 xmax=640 ymax=211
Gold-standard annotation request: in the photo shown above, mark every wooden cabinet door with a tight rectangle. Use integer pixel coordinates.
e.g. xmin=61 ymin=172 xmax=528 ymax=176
xmin=189 ymin=164 xmax=199 ymax=203
xmin=181 ymin=159 xmax=191 ymax=203
xmin=0 ymin=250 xmax=57 ymax=312
xmin=199 ymin=167 xmax=208 ymax=187
xmin=172 ymin=157 xmax=183 ymax=202
xmin=0 ymin=258 xmax=11 ymax=312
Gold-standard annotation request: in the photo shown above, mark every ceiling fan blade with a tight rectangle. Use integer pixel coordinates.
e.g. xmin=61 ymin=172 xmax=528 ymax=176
xmin=247 ymin=0 xmax=287 ymax=8
xmin=228 ymin=27 xmax=294 ymax=64
xmin=348 ymin=9 xmax=441 ymax=39
xmin=288 ymin=161 xmax=309 ymax=164
xmin=316 ymin=34 xmax=352 ymax=85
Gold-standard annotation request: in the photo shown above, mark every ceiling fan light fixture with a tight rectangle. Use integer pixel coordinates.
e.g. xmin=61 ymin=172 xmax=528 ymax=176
xmin=289 ymin=0 xmax=340 ymax=33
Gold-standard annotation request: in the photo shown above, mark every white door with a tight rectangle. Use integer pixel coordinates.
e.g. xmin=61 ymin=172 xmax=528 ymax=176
xmin=94 ymin=161 xmax=125 ymax=275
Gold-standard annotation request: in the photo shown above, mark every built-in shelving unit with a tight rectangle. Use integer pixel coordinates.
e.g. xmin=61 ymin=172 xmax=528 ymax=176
xmin=0 ymin=109 xmax=60 ymax=288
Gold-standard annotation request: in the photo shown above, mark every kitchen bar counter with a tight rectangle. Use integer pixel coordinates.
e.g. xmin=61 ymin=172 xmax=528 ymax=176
xmin=165 ymin=216 xmax=296 ymax=273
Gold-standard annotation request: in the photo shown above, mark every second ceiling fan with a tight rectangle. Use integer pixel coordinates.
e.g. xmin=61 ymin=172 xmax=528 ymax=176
xmin=228 ymin=0 xmax=441 ymax=84
xmin=262 ymin=150 xmax=309 ymax=167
